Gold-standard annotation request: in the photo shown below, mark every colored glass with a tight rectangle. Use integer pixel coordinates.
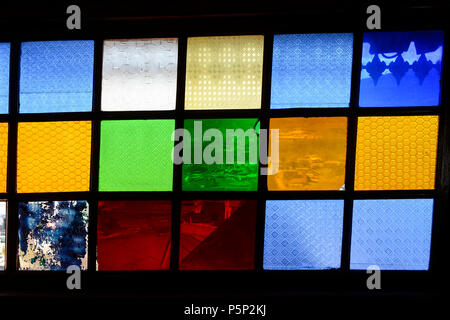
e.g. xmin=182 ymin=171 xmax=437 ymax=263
xmin=0 ymin=43 xmax=10 ymax=114
xmin=0 ymin=201 xmax=5 ymax=270
xmin=179 ymin=200 xmax=257 ymax=270
xmin=184 ymin=35 xmax=264 ymax=110
xmin=17 ymin=121 xmax=92 ymax=193
xmin=0 ymin=123 xmax=7 ymax=193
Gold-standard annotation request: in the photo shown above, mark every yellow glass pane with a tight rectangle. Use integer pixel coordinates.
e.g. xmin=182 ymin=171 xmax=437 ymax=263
xmin=17 ymin=121 xmax=92 ymax=193
xmin=355 ymin=116 xmax=439 ymax=190
xmin=185 ymin=35 xmax=264 ymax=110
xmin=268 ymin=117 xmax=348 ymax=190
xmin=0 ymin=123 xmax=7 ymax=193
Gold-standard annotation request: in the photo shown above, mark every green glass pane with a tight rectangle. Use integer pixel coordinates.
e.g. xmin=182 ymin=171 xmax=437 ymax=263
xmin=99 ymin=120 xmax=175 ymax=191
xmin=182 ymin=118 xmax=259 ymax=191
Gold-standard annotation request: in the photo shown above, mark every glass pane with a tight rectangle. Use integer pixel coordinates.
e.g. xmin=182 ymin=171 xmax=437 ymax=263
xmin=355 ymin=116 xmax=438 ymax=190
xmin=184 ymin=35 xmax=264 ymax=110
xmin=268 ymin=117 xmax=347 ymax=190
xmin=99 ymin=120 xmax=175 ymax=191
xmin=351 ymin=199 xmax=433 ymax=270
xmin=182 ymin=118 xmax=259 ymax=191
xmin=17 ymin=121 xmax=91 ymax=193
xmin=263 ymin=200 xmax=344 ymax=270
xmin=0 ymin=123 xmax=7 ymax=193
xmin=271 ymin=33 xmax=353 ymax=108
xmin=19 ymin=40 xmax=94 ymax=113
xmin=97 ymin=201 xmax=172 ymax=270
xmin=179 ymin=200 xmax=256 ymax=270
xmin=0 ymin=43 xmax=10 ymax=114
xmin=101 ymin=38 xmax=178 ymax=111
xmin=18 ymin=201 xmax=89 ymax=270
xmin=0 ymin=201 xmax=5 ymax=270
xmin=359 ymin=31 xmax=444 ymax=107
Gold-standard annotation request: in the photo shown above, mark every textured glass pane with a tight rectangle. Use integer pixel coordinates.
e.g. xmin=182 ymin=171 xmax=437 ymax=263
xmin=18 ymin=201 xmax=89 ymax=270
xmin=351 ymin=199 xmax=433 ymax=270
xmin=359 ymin=31 xmax=443 ymax=107
xmin=355 ymin=116 xmax=438 ymax=190
xmin=182 ymin=118 xmax=259 ymax=191
xmin=99 ymin=120 xmax=175 ymax=191
xmin=271 ymin=33 xmax=353 ymax=109
xmin=0 ymin=201 xmax=5 ymax=270
xmin=180 ymin=200 xmax=256 ymax=270
xmin=17 ymin=121 xmax=92 ymax=193
xmin=19 ymin=40 xmax=94 ymax=113
xmin=101 ymin=38 xmax=178 ymax=111
xmin=0 ymin=43 xmax=10 ymax=114
xmin=97 ymin=201 xmax=171 ymax=270
xmin=263 ymin=200 xmax=344 ymax=270
xmin=268 ymin=117 xmax=347 ymax=190
xmin=0 ymin=123 xmax=7 ymax=193
xmin=185 ymin=35 xmax=264 ymax=110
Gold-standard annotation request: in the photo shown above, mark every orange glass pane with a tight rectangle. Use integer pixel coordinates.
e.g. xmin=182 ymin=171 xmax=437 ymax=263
xmin=355 ymin=116 xmax=439 ymax=190
xmin=268 ymin=117 xmax=347 ymax=191
xmin=17 ymin=121 xmax=92 ymax=193
xmin=0 ymin=123 xmax=7 ymax=193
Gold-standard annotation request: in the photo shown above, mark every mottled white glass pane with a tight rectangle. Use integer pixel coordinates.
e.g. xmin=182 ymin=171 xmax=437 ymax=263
xmin=0 ymin=202 xmax=5 ymax=269
xmin=101 ymin=38 xmax=178 ymax=111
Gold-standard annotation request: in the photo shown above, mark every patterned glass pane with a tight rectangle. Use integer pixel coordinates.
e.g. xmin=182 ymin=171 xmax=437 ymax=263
xmin=268 ymin=117 xmax=347 ymax=190
xmin=180 ymin=200 xmax=256 ymax=270
xmin=271 ymin=33 xmax=353 ymax=108
xmin=97 ymin=201 xmax=172 ymax=270
xmin=355 ymin=116 xmax=438 ymax=190
xmin=17 ymin=121 xmax=92 ymax=193
xmin=263 ymin=200 xmax=344 ymax=270
xmin=99 ymin=120 xmax=175 ymax=191
xmin=19 ymin=40 xmax=94 ymax=113
xmin=18 ymin=201 xmax=89 ymax=270
xmin=101 ymin=38 xmax=178 ymax=111
xmin=359 ymin=31 xmax=444 ymax=107
xmin=0 ymin=201 xmax=6 ymax=270
xmin=351 ymin=199 xmax=433 ymax=270
xmin=0 ymin=43 xmax=10 ymax=114
xmin=184 ymin=35 xmax=264 ymax=110
xmin=182 ymin=118 xmax=259 ymax=191
xmin=0 ymin=123 xmax=7 ymax=193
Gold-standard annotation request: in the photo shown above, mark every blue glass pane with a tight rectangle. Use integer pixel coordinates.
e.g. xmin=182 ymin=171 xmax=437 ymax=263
xmin=359 ymin=31 xmax=443 ymax=107
xmin=19 ymin=41 xmax=94 ymax=113
xmin=270 ymin=33 xmax=353 ymax=109
xmin=0 ymin=43 xmax=10 ymax=114
xmin=263 ymin=200 xmax=344 ymax=270
xmin=350 ymin=199 xmax=433 ymax=270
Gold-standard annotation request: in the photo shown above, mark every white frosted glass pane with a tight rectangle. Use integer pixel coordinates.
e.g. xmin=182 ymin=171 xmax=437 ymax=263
xmin=101 ymin=38 xmax=178 ymax=111
xmin=0 ymin=201 xmax=6 ymax=270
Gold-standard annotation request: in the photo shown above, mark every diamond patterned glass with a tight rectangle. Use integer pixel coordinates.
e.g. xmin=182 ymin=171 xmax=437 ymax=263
xmin=19 ymin=40 xmax=94 ymax=113
xmin=99 ymin=120 xmax=175 ymax=191
xmin=355 ymin=116 xmax=439 ymax=190
xmin=0 ymin=123 xmax=7 ymax=193
xmin=0 ymin=201 xmax=5 ymax=270
xmin=263 ymin=200 xmax=344 ymax=270
xmin=17 ymin=121 xmax=92 ymax=193
xmin=350 ymin=199 xmax=434 ymax=270
xmin=271 ymin=33 xmax=353 ymax=108
xmin=184 ymin=35 xmax=264 ymax=110
xmin=359 ymin=31 xmax=444 ymax=107
xmin=101 ymin=38 xmax=178 ymax=111
xmin=0 ymin=43 xmax=10 ymax=114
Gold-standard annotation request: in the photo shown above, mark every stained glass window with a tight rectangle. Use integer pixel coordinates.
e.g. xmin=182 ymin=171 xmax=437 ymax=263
xmin=0 ymin=201 xmax=6 ymax=270
xmin=97 ymin=201 xmax=172 ymax=270
xmin=0 ymin=43 xmax=10 ymax=114
xmin=18 ymin=201 xmax=89 ymax=271
xmin=268 ymin=117 xmax=347 ymax=190
xmin=179 ymin=200 xmax=257 ymax=270
xmin=99 ymin=120 xmax=175 ymax=191
xmin=350 ymin=199 xmax=433 ymax=270
xmin=271 ymin=33 xmax=353 ymax=108
xmin=184 ymin=35 xmax=264 ymax=110
xmin=17 ymin=121 xmax=92 ymax=193
xmin=359 ymin=31 xmax=444 ymax=107
xmin=0 ymin=123 xmax=7 ymax=193
xmin=19 ymin=40 xmax=94 ymax=113
xmin=101 ymin=38 xmax=178 ymax=111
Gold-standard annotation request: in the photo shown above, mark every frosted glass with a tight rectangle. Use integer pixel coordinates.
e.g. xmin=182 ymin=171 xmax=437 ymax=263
xmin=0 ymin=201 xmax=5 ymax=270
xmin=101 ymin=38 xmax=178 ymax=111
xmin=0 ymin=43 xmax=10 ymax=114
xmin=351 ymin=199 xmax=433 ymax=270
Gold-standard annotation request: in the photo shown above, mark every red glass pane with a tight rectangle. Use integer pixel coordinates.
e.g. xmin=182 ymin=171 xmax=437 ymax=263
xmin=179 ymin=200 xmax=257 ymax=270
xmin=97 ymin=200 xmax=172 ymax=270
